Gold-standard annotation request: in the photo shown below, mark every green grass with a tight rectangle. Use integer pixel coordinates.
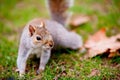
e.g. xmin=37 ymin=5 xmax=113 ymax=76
xmin=0 ymin=0 xmax=120 ymax=80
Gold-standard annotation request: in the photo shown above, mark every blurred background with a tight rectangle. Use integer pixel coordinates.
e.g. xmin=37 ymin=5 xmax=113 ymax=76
xmin=0 ymin=0 xmax=120 ymax=79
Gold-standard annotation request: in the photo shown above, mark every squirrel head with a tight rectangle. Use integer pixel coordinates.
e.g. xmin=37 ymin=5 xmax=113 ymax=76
xmin=29 ymin=21 xmax=54 ymax=49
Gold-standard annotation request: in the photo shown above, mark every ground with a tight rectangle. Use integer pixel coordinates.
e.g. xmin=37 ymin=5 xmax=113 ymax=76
xmin=0 ymin=0 xmax=120 ymax=80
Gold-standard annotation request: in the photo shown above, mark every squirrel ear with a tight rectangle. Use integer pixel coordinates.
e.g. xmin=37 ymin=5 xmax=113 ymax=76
xmin=38 ymin=21 xmax=45 ymax=28
xmin=29 ymin=25 xmax=36 ymax=36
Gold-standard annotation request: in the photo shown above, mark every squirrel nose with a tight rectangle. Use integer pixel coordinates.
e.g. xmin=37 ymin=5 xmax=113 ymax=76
xmin=49 ymin=43 xmax=53 ymax=47
xmin=48 ymin=40 xmax=54 ymax=48
xmin=44 ymin=40 xmax=54 ymax=48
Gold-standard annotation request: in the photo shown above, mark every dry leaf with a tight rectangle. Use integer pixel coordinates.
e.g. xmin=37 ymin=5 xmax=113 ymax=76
xmin=69 ymin=15 xmax=89 ymax=27
xmin=84 ymin=28 xmax=120 ymax=58
xmin=88 ymin=69 xmax=100 ymax=77
xmin=84 ymin=28 xmax=107 ymax=48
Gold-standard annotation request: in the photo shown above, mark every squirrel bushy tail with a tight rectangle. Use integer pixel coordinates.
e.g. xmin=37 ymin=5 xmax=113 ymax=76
xmin=46 ymin=0 xmax=74 ymax=26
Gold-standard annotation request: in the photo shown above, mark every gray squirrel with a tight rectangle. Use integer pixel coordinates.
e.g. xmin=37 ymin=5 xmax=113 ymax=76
xmin=17 ymin=0 xmax=83 ymax=76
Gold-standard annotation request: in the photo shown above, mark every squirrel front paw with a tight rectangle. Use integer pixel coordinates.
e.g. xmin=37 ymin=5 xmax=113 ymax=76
xmin=15 ymin=68 xmax=25 ymax=77
xmin=36 ymin=68 xmax=44 ymax=75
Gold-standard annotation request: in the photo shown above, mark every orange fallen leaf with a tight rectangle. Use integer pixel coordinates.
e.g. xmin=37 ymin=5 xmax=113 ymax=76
xmin=84 ymin=28 xmax=120 ymax=58
xmin=69 ymin=15 xmax=89 ymax=27
xmin=84 ymin=28 xmax=107 ymax=48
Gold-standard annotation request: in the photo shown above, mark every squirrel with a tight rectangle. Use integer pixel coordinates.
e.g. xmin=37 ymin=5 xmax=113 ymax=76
xmin=17 ymin=0 xmax=83 ymax=76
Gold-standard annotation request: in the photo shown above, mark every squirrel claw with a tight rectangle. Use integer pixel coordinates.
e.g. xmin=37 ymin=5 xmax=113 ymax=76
xmin=19 ymin=73 xmax=24 ymax=77
xmin=15 ymin=69 xmax=19 ymax=72
xmin=36 ymin=70 xmax=40 ymax=75
xmin=15 ymin=69 xmax=25 ymax=77
xmin=36 ymin=69 xmax=44 ymax=75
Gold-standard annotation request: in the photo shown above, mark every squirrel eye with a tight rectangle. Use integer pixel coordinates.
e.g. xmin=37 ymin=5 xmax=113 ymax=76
xmin=36 ymin=36 xmax=41 ymax=41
